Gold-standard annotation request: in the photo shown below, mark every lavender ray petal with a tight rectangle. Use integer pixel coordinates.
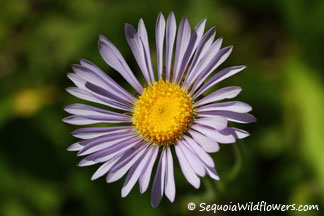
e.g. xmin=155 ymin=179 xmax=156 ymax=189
xmin=183 ymin=135 xmax=214 ymax=167
xmin=121 ymin=146 xmax=154 ymax=197
xmin=68 ymin=71 xmax=130 ymax=110
xmin=223 ymin=127 xmax=250 ymax=139
xmin=172 ymin=17 xmax=191 ymax=83
xmin=175 ymin=18 xmax=206 ymax=85
xmin=195 ymin=86 xmax=242 ymax=106
xmin=191 ymin=124 xmax=236 ymax=144
xmin=106 ymin=142 xmax=149 ymax=183
xmin=72 ymin=64 xmax=133 ymax=106
xmin=165 ymin=12 xmax=177 ymax=81
xmin=198 ymin=110 xmax=257 ymax=124
xmin=64 ymin=103 xmax=130 ymax=118
xmin=84 ymin=82 xmax=132 ymax=111
xmin=151 ymin=148 xmax=167 ymax=208
xmin=194 ymin=66 xmax=246 ymax=99
xmin=204 ymin=165 xmax=220 ymax=180
xmin=67 ymin=72 xmax=86 ymax=89
xmin=175 ymin=142 xmax=200 ymax=189
xmin=91 ymin=155 xmax=121 ymax=180
xmin=164 ymin=147 xmax=175 ymax=202
xmin=155 ymin=12 xmax=166 ymax=79
xmin=78 ymin=133 xmax=138 ymax=156
xmin=190 ymin=45 xmax=233 ymax=94
xmin=66 ymin=87 xmax=115 ymax=108
xmin=138 ymin=19 xmax=155 ymax=82
xmin=67 ymin=72 xmax=131 ymax=111
xmin=194 ymin=116 xmax=228 ymax=131
xmin=98 ymin=36 xmax=143 ymax=93
xmin=68 ymin=70 xmax=126 ymax=107
xmin=197 ymin=101 xmax=252 ymax=113
xmin=183 ymin=27 xmax=216 ymax=89
xmin=125 ymin=24 xmax=152 ymax=84
xmin=63 ymin=114 xmax=131 ymax=125
xmin=72 ymin=126 xmax=133 ymax=139
xmin=72 ymin=64 xmax=106 ymax=89
xmin=139 ymin=146 xmax=159 ymax=193
xmin=78 ymin=156 xmax=99 ymax=167
xmin=67 ymin=142 xmax=83 ymax=151
xmin=77 ymin=129 xmax=134 ymax=147
xmin=80 ymin=59 xmax=136 ymax=103
xmin=91 ymin=137 xmax=143 ymax=163
xmin=185 ymin=38 xmax=223 ymax=89
xmin=178 ymin=140 xmax=206 ymax=177
xmin=189 ymin=129 xmax=220 ymax=153
xmin=85 ymin=82 xmax=133 ymax=111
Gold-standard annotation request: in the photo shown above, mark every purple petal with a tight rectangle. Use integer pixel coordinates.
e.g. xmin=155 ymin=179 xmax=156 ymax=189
xmin=197 ymin=101 xmax=252 ymax=113
xmin=72 ymin=126 xmax=132 ymax=139
xmin=91 ymin=155 xmax=121 ymax=180
xmin=204 ymin=165 xmax=220 ymax=180
xmin=165 ymin=12 xmax=177 ymax=81
xmin=138 ymin=19 xmax=155 ymax=82
xmin=178 ymin=140 xmax=206 ymax=177
xmin=185 ymin=38 xmax=223 ymax=89
xmin=78 ymin=131 xmax=137 ymax=156
xmin=172 ymin=17 xmax=191 ymax=83
xmin=72 ymin=64 xmax=106 ymax=88
xmin=191 ymin=124 xmax=236 ymax=144
xmin=189 ymin=129 xmax=220 ymax=153
xmin=67 ymin=142 xmax=83 ymax=151
xmin=88 ymin=137 xmax=142 ymax=163
xmin=80 ymin=59 xmax=136 ymax=103
xmin=106 ymin=142 xmax=149 ymax=183
xmin=223 ymin=127 xmax=250 ymax=139
xmin=78 ymin=158 xmax=99 ymax=167
xmin=198 ymin=111 xmax=257 ymax=124
xmin=190 ymin=45 xmax=233 ymax=94
xmin=183 ymin=135 xmax=214 ymax=167
xmin=151 ymin=148 xmax=167 ymax=208
xmin=184 ymin=27 xmax=216 ymax=89
xmin=175 ymin=142 xmax=200 ymax=189
xmin=125 ymin=24 xmax=153 ymax=84
xmin=155 ymin=12 xmax=166 ymax=79
xmin=84 ymin=82 xmax=132 ymax=111
xmin=63 ymin=114 xmax=131 ymax=125
xmin=67 ymin=72 xmax=131 ymax=111
xmin=233 ymin=128 xmax=250 ymax=139
xmin=69 ymin=70 xmax=132 ymax=111
xmin=164 ymin=147 xmax=175 ymax=202
xmin=98 ymin=35 xmax=143 ymax=93
xmin=194 ymin=116 xmax=228 ymax=131
xmin=64 ymin=103 xmax=130 ymax=118
xmin=139 ymin=146 xmax=159 ymax=193
xmin=121 ymin=146 xmax=154 ymax=197
xmin=175 ymin=18 xmax=206 ymax=84
xmin=66 ymin=87 xmax=113 ymax=108
xmin=195 ymin=86 xmax=242 ymax=106
xmin=67 ymin=72 xmax=87 ymax=89
xmin=194 ymin=66 xmax=246 ymax=99
xmin=72 ymin=64 xmax=133 ymax=106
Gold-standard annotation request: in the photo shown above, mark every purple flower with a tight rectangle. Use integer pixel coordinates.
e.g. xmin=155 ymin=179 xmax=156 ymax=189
xmin=64 ymin=12 xmax=255 ymax=208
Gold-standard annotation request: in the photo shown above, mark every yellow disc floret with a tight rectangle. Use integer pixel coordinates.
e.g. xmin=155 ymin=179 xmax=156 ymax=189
xmin=133 ymin=80 xmax=195 ymax=146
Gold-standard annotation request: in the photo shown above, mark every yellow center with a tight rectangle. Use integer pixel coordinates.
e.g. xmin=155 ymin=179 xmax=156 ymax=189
xmin=133 ymin=80 xmax=195 ymax=146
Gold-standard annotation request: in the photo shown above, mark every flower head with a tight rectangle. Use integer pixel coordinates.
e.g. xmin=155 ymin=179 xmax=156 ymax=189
xmin=64 ymin=12 xmax=256 ymax=208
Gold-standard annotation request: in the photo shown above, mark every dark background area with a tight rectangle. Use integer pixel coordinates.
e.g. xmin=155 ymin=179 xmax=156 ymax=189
xmin=1 ymin=0 xmax=324 ymax=215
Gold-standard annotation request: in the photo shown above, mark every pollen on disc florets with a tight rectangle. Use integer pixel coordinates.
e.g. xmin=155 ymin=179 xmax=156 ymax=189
xmin=132 ymin=80 xmax=195 ymax=146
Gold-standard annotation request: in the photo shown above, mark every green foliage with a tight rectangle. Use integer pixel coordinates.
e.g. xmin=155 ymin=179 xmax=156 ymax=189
xmin=1 ymin=0 xmax=324 ymax=215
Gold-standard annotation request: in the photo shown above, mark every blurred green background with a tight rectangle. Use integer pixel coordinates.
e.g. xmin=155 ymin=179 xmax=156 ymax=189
xmin=1 ymin=0 xmax=324 ymax=215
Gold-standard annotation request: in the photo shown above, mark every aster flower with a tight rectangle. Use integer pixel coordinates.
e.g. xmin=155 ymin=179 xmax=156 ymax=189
xmin=64 ymin=12 xmax=256 ymax=208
